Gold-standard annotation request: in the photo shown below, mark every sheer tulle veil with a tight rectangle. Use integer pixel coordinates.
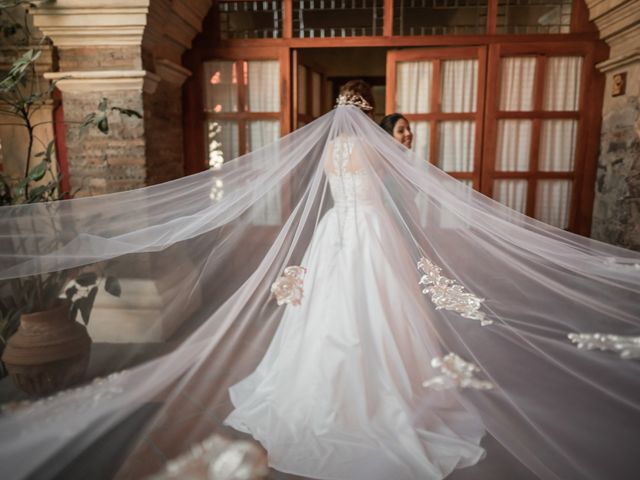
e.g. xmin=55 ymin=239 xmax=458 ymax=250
xmin=0 ymin=103 xmax=639 ymax=480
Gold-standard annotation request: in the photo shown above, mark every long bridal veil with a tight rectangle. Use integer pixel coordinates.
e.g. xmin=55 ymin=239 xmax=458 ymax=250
xmin=0 ymin=105 xmax=639 ymax=480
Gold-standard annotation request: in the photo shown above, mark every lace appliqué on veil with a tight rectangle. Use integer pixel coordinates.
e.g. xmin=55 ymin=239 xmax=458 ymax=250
xmin=271 ymin=266 xmax=306 ymax=306
xmin=568 ymin=333 xmax=640 ymax=360
xmin=423 ymin=353 xmax=494 ymax=391
xmin=1 ymin=372 xmax=124 ymax=436
xmin=151 ymin=434 xmax=268 ymax=480
xmin=417 ymin=257 xmax=490 ymax=325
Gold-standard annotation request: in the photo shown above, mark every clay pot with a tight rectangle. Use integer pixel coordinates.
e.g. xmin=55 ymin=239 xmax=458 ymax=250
xmin=2 ymin=301 xmax=91 ymax=396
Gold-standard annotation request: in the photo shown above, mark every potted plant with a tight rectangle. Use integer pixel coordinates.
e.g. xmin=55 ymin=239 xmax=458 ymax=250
xmin=0 ymin=1 xmax=139 ymax=395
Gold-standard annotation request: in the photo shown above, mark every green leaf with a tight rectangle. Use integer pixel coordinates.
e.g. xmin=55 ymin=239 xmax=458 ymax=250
xmin=104 ymin=276 xmax=121 ymax=297
xmin=27 ymin=184 xmax=48 ymax=201
xmin=27 ymin=159 xmax=48 ymax=182
xmin=97 ymin=116 xmax=109 ymax=134
xmin=0 ymin=49 xmax=41 ymax=92
xmin=79 ymin=112 xmax=96 ymax=135
xmin=97 ymin=98 xmax=108 ymax=112
xmin=75 ymin=286 xmax=98 ymax=325
xmin=65 ymin=285 xmax=78 ymax=299
xmin=45 ymin=139 xmax=55 ymax=161
xmin=111 ymin=107 xmax=142 ymax=119
xmin=70 ymin=302 xmax=79 ymax=322
xmin=27 ymin=181 xmax=58 ymax=203
xmin=14 ymin=178 xmax=28 ymax=197
xmin=75 ymin=271 xmax=97 ymax=287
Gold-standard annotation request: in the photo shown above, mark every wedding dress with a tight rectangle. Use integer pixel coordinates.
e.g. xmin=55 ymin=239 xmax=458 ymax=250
xmin=0 ymin=99 xmax=639 ymax=480
xmin=224 ymin=135 xmax=486 ymax=479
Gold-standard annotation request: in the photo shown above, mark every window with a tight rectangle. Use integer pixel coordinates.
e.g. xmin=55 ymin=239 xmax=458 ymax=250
xmin=293 ymin=0 xmax=385 ymax=38
xmin=389 ymin=47 xmax=485 ymax=188
xmin=393 ymin=0 xmax=488 ymax=36
xmin=218 ymin=1 xmax=284 ymax=39
xmin=496 ymin=0 xmax=573 ymax=34
xmin=203 ymin=59 xmax=282 ymax=167
xmin=484 ymin=46 xmax=585 ymax=230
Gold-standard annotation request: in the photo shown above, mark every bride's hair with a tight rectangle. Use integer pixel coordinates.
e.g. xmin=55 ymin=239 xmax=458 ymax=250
xmin=339 ymin=79 xmax=375 ymax=113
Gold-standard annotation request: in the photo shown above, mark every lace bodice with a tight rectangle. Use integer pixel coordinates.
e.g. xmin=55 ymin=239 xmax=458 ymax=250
xmin=325 ymin=137 xmax=376 ymax=208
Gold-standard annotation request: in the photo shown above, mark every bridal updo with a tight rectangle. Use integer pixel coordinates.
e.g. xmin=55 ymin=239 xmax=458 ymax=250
xmin=339 ymin=79 xmax=375 ymax=116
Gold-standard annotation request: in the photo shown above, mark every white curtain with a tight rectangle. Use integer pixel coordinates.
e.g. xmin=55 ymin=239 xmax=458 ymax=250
xmin=441 ymin=59 xmax=478 ymax=113
xmin=249 ymin=120 xmax=282 ymax=225
xmin=493 ymin=179 xmax=528 ymax=214
xmin=539 ymin=119 xmax=577 ymax=171
xmin=499 ymin=57 xmax=536 ymax=111
xmin=438 ymin=60 xmax=477 ymax=172
xmin=396 ymin=61 xmax=432 ymax=113
xmin=248 ymin=61 xmax=280 ymax=112
xmin=439 ymin=121 xmax=475 ymax=172
xmin=543 ymin=56 xmax=582 ymax=111
xmin=247 ymin=60 xmax=282 ymax=225
xmin=535 ymin=180 xmax=572 ymax=229
xmin=496 ymin=120 xmax=532 ymax=171
xmin=412 ymin=121 xmax=430 ymax=162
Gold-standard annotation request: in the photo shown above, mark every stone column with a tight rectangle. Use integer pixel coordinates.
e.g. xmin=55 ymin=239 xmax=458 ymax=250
xmin=587 ymin=0 xmax=640 ymax=250
xmin=30 ymin=0 xmax=209 ymax=196
xmin=26 ymin=1 xmax=212 ymax=342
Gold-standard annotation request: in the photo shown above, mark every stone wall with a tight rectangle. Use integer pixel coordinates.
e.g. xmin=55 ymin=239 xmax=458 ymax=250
xmin=586 ymin=0 xmax=640 ymax=250
xmin=28 ymin=0 xmax=209 ymax=194
xmin=591 ymin=63 xmax=640 ymax=249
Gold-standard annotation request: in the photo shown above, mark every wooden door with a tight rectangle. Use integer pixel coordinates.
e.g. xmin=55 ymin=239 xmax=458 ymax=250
xmin=482 ymin=42 xmax=598 ymax=232
xmin=386 ymin=46 xmax=488 ymax=189
xmin=201 ymin=47 xmax=291 ymax=169
xmin=292 ymin=50 xmax=328 ymax=129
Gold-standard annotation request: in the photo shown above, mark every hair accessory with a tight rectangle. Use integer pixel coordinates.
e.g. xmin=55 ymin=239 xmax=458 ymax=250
xmin=335 ymin=93 xmax=373 ymax=111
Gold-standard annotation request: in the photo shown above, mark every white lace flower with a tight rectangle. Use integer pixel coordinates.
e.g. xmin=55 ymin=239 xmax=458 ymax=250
xmin=423 ymin=353 xmax=494 ymax=391
xmin=271 ymin=266 xmax=306 ymax=306
xmin=152 ymin=435 xmax=268 ymax=480
xmin=417 ymin=257 xmax=490 ymax=325
xmin=568 ymin=333 xmax=640 ymax=360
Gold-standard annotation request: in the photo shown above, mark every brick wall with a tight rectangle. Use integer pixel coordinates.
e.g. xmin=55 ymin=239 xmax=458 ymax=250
xmin=62 ymin=90 xmax=146 ymax=196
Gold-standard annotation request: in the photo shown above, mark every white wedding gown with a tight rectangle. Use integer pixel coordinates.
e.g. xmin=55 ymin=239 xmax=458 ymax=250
xmin=225 ymin=137 xmax=487 ymax=480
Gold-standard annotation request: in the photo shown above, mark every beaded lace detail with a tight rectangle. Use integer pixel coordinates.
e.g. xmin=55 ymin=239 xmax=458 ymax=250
xmin=568 ymin=333 xmax=640 ymax=360
xmin=326 ymin=137 xmax=375 ymax=209
xmin=423 ymin=353 xmax=494 ymax=391
xmin=417 ymin=257 xmax=490 ymax=325
xmin=271 ymin=266 xmax=306 ymax=306
xmin=150 ymin=434 xmax=268 ymax=480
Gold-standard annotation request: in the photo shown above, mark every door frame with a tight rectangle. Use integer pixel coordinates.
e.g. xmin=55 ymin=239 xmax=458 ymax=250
xmin=386 ymin=46 xmax=488 ymax=189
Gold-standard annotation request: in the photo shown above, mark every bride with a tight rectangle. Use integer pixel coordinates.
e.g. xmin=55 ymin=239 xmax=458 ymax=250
xmin=224 ymin=80 xmax=486 ymax=480
xmin=0 ymin=80 xmax=638 ymax=480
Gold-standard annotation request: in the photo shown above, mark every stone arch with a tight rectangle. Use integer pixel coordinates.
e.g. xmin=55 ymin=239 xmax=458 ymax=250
xmin=28 ymin=0 xmax=213 ymax=194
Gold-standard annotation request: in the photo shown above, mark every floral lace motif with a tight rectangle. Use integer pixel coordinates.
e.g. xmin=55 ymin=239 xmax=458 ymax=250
xmin=602 ymin=257 xmax=640 ymax=270
xmin=568 ymin=333 xmax=640 ymax=360
xmin=417 ymin=257 xmax=490 ymax=325
xmin=271 ymin=266 xmax=306 ymax=306
xmin=1 ymin=372 xmax=124 ymax=437
xmin=150 ymin=434 xmax=268 ymax=480
xmin=423 ymin=353 xmax=494 ymax=391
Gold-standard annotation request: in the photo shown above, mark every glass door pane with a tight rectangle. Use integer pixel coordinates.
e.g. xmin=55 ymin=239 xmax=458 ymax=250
xmin=395 ymin=61 xmax=432 ymax=113
xmin=535 ymin=180 xmax=572 ymax=228
xmin=203 ymin=61 xmax=238 ymax=113
xmin=247 ymin=60 xmax=280 ymax=112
